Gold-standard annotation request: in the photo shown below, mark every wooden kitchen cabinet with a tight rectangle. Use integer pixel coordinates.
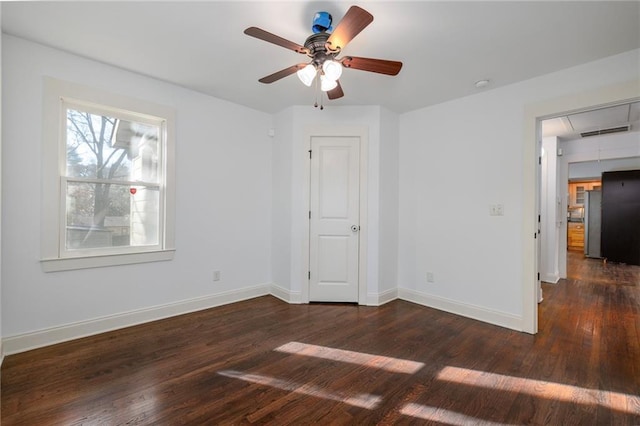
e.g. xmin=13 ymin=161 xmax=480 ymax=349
xmin=569 ymin=180 xmax=601 ymax=206
xmin=568 ymin=222 xmax=585 ymax=250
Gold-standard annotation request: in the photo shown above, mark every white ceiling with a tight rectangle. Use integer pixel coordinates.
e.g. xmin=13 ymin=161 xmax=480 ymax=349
xmin=2 ymin=1 xmax=639 ymax=114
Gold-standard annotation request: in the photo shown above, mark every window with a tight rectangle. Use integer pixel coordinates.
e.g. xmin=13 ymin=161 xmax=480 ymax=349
xmin=42 ymin=78 xmax=175 ymax=271
xmin=64 ymin=103 xmax=162 ymax=253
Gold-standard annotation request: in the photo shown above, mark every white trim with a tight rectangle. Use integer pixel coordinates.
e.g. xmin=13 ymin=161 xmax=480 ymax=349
xmin=270 ymin=283 xmax=302 ymax=304
xmin=541 ymin=274 xmax=560 ymax=284
xmin=358 ymin=133 xmax=369 ymax=306
xmin=302 ymin=126 xmax=369 ymax=305
xmin=523 ymin=79 xmax=640 ymax=334
xmin=2 ymin=284 xmax=270 ymax=355
xmin=367 ymin=288 xmax=398 ymax=306
xmin=398 ymin=288 xmax=523 ymax=332
xmin=2 ymin=284 xmax=529 ymax=356
xmin=41 ymin=77 xmax=176 ymax=271
xmin=41 ymin=249 xmax=175 ymax=272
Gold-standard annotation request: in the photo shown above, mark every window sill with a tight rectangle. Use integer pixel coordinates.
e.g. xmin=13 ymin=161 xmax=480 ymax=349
xmin=41 ymin=249 xmax=175 ymax=272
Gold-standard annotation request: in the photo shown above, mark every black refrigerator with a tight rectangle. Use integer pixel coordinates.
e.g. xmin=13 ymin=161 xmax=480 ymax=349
xmin=601 ymin=170 xmax=640 ymax=266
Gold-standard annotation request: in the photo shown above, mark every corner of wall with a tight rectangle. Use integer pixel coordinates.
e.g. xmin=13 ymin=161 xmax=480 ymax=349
xmin=398 ymin=288 xmax=523 ymax=332
xmin=270 ymin=282 xmax=302 ymax=304
xmin=367 ymin=288 xmax=398 ymax=306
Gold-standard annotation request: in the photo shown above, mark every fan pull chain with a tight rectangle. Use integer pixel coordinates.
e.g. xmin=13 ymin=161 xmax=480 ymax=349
xmin=311 ymin=72 xmax=324 ymax=110
xmin=314 ymin=73 xmax=319 ymax=108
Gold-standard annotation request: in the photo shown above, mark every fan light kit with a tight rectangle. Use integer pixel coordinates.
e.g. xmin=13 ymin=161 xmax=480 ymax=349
xmin=244 ymin=5 xmax=403 ymax=109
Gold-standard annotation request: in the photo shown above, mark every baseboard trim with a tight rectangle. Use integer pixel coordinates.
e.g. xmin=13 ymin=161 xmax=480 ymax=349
xmin=398 ymin=288 xmax=523 ymax=332
xmin=542 ymin=274 xmax=560 ymax=284
xmin=2 ymin=284 xmax=271 ymax=356
xmin=3 ymin=284 xmax=525 ymax=355
xmin=367 ymin=288 xmax=398 ymax=306
xmin=270 ymin=283 xmax=302 ymax=304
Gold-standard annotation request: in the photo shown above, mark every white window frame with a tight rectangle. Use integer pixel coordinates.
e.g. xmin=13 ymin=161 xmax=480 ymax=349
xmin=41 ymin=78 xmax=176 ymax=272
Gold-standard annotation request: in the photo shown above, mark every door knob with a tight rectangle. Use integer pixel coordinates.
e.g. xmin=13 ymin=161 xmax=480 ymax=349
xmin=351 ymin=225 xmax=360 ymax=232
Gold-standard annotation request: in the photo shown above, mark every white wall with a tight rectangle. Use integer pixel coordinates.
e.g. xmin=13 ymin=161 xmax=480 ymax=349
xmin=399 ymin=91 xmax=524 ymax=328
xmin=569 ymin=156 xmax=640 ymax=180
xmin=562 ymin=131 xmax=640 ymax=163
xmin=271 ymin=108 xmax=294 ymax=300
xmin=541 ymin=137 xmax=560 ymax=284
xmin=378 ymin=107 xmax=400 ymax=300
xmin=1 ymin=36 xmax=273 ymax=350
xmin=398 ymin=49 xmax=640 ymax=331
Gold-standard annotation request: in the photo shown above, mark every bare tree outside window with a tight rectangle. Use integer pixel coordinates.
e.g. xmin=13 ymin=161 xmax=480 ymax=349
xmin=65 ymin=107 xmax=160 ymax=250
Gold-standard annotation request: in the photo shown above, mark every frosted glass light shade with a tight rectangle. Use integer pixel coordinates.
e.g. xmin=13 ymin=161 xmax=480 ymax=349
xmin=322 ymin=60 xmax=342 ymax=81
xmin=320 ymin=74 xmax=338 ymax=92
xmin=297 ymin=64 xmax=317 ymax=87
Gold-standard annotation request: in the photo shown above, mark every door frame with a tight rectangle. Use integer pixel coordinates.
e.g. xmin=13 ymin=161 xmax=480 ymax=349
xmin=301 ymin=126 xmax=369 ymax=305
xmin=523 ymin=80 xmax=639 ymax=334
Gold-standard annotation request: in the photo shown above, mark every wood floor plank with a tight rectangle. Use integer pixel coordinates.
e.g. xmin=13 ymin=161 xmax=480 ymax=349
xmin=2 ymin=251 xmax=639 ymax=424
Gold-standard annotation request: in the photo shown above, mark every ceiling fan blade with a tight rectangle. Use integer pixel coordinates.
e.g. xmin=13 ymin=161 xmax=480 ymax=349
xmin=258 ymin=64 xmax=307 ymax=84
xmin=244 ymin=27 xmax=309 ymax=54
xmin=341 ymin=56 xmax=403 ymax=76
xmin=327 ymin=81 xmax=344 ymax=100
xmin=326 ymin=6 xmax=373 ymax=52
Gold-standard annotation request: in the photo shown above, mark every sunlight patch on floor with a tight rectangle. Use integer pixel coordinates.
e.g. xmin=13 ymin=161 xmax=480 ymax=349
xmin=437 ymin=366 xmax=639 ymax=414
xmin=400 ymin=403 xmax=518 ymax=426
xmin=218 ymin=369 xmax=382 ymax=409
xmin=274 ymin=341 xmax=424 ymax=374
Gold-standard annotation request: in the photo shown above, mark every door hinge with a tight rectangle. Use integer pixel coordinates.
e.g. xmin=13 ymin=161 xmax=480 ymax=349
xmin=537 ymin=272 xmax=540 ymax=280
xmin=538 ymin=156 xmax=541 ymax=165
xmin=309 ymin=150 xmax=312 ymax=159
xmin=538 ymin=214 xmax=541 ymax=223
xmin=309 ymin=210 xmax=311 ymax=219
xmin=308 ymin=271 xmax=311 ymax=280
xmin=534 ymin=232 xmax=537 ymax=239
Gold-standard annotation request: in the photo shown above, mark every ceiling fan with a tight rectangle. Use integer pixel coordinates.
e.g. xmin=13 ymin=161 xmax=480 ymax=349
xmin=244 ymin=5 xmax=402 ymax=107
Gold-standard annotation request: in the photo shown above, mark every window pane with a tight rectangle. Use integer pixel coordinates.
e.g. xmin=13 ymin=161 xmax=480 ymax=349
xmin=66 ymin=109 xmax=160 ymax=183
xmin=66 ymin=181 xmax=160 ymax=250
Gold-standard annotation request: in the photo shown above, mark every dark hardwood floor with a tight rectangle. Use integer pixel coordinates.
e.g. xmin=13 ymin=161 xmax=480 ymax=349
xmin=2 ymin=253 xmax=639 ymax=425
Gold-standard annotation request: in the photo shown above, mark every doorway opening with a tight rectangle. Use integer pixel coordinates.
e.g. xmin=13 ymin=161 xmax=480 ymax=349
xmin=536 ymin=99 xmax=640 ymax=330
xmin=524 ymin=83 xmax=639 ymax=334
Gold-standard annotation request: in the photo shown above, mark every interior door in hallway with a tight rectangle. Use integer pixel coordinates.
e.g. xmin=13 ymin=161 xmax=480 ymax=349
xmin=309 ymin=136 xmax=360 ymax=302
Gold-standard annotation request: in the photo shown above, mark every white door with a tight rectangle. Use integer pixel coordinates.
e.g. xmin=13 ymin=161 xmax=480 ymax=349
xmin=309 ymin=136 xmax=360 ymax=302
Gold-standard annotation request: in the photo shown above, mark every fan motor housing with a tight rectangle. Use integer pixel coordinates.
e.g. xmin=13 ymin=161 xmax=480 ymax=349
xmin=304 ymin=32 xmax=338 ymax=65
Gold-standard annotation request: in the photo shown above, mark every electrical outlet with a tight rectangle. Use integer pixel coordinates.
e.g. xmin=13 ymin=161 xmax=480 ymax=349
xmin=213 ymin=270 xmax=221 ymax=281
xmin=426 ymin=272 xmax=435 ymax=283
xmin=489 ymin=204 xmax=504 ymax=216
